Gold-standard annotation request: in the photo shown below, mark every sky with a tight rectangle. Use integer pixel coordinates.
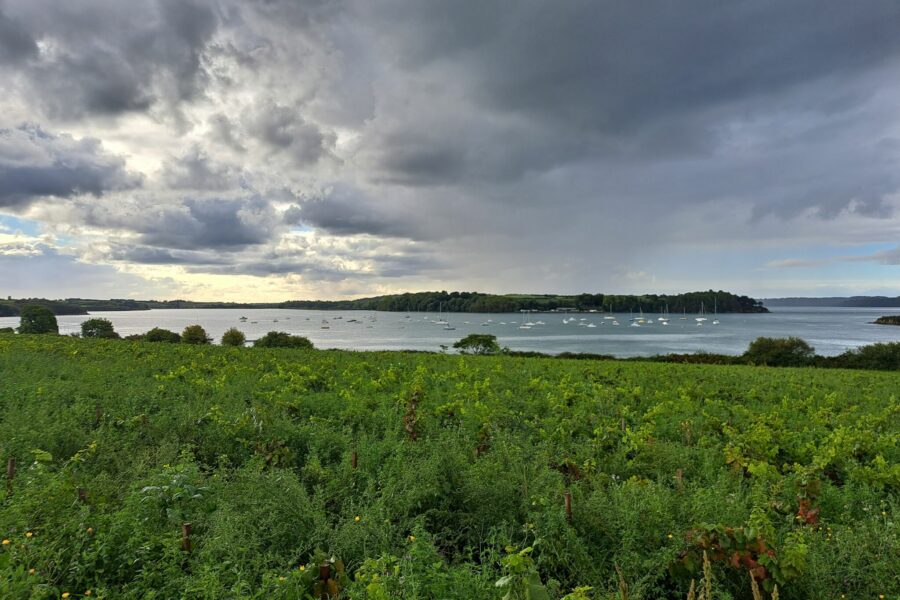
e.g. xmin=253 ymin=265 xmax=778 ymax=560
xmin=1 ymin=0 xmax=900 ymax=301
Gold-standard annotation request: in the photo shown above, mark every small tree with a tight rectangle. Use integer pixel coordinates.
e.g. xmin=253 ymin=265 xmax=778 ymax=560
xmin=221 ymin=327 xmax=246 ymax=347
xmin=743 ymin=337 xmax=815 ymax=367
xmin=145 ymin=327 xmax=180 ymax=343
xmin=81 ymin=318 xmax=119 ymax=339
xmin=453 ymin=333 xmax=501 ymax=355
xmin=181 ymin=324 xmax=212 ymax=345
xmin=18 ymin=305 xmax=58 ymax=334
xmin=253 ymin=331 xmax=314 ymax=349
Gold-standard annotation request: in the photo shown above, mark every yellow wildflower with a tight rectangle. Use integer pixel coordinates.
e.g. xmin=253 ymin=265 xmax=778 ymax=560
xmin=354 ymin=516 xmax=361 ymax=522
xmin=408 ymin=535 xmax=416 ymax=542
xmin=279 ymin=576 xmax=286 ymax=582
xmin=667 ymin=534 xmax=673 ymax=539
xmin=29 ymin=568 xmax=36 ymax=575
xmin=62 ymin=594 xmax=70 ymax=599
xmin=299 ymin=565 xmax=305 ymax=571
xmin=25 ymin=531 xmax=33 ymax=538
xmin=86 ymin=591 xmax=92 ymax=596
xmin=1 ymin=539 xmax=9 ymax=545
xmin=87 ymin=527 xmax=94 ymax=535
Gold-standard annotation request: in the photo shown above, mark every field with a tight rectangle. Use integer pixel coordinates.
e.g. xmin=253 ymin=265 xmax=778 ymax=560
xmin=0 ymin=334 xmax=897 ymax=599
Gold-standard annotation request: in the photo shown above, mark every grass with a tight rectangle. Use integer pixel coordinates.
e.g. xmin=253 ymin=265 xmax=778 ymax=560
xmin=0 ymin=333 xmax=897 ymax=599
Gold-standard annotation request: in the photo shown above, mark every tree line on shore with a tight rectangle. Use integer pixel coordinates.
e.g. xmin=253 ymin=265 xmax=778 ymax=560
xmin=4 ymin=305 xmax=899 ymax=371
xmin=0 ymin=289 xmax=768 ymax=316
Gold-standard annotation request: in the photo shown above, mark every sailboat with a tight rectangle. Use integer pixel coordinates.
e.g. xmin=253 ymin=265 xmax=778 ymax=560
xmin=712 ymin=298 xmax=720 ymax=325
xmin=435 ymin=302 xmax=449 ymax=325
xmin=518 ymin=310 xmax=532 ymax=329
xmin=695 ymin=302 xmax=708 ymax=325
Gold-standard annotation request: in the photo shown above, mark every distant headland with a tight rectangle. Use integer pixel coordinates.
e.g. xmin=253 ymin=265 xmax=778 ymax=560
xmin=764 ymin=296 xmax=900 ymax=308
xmin=0 ymin=290 xmax=767 ymax=316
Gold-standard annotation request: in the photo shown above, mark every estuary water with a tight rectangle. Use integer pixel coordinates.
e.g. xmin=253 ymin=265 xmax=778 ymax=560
xmin=2 ymin=306 xmax=899 ymax=357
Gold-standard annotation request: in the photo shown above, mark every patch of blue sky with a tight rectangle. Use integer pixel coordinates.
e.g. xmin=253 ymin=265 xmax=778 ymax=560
xmin=0 ymin=214 xmax=42 ymax=236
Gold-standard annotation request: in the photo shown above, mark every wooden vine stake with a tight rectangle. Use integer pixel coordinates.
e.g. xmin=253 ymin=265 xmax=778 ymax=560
xmin=564 ymin=491 xmax=572 ymax=522
xmin=181 ymin=523 xmax=192 ymax=552
xmin=351 ymin=450 xmax=358 ymax=470
xmin=77 ymin=487 xmax=88 ymax=503
xmin=94 ymin=405 xmax=103 ymax=428
xmin=6 ymin=457 xmax=15 ymax=495
xmin=675 ymin=468 xmax=684 ymax=492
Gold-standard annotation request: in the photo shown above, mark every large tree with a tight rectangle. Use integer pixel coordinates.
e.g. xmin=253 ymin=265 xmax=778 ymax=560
xmin=18 ymin=305 xmax=58 ymax=334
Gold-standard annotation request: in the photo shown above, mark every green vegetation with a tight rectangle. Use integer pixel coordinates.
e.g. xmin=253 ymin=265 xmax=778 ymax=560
xmin=221 ymin=328 xmax=247 ymax=347
xmin=181 ymin=324 xmax=212 ymax=345
xmin=143 ymin=327 xmax=181 ymax=343
xmin=80 ymin=318 xmax=119 ymax=339
xmin=253 ymin=331 xmax=314 ymax=349
xmin=282 ymin=290 xmax=767 ymax=314
xmin=0 ymin=335 xmax=897 ymax=599
xmin=873 ymin=315 xmax=900 ymax=325
xmin=0 ymin=290 xmax=767 ymax=316
xmin=741 ymin=337 xmax=815 ymax=368
xmin=453 ymin=333 xmax=501 ymax=355
xmin=17 ymin=305 xmax=59 ymax=334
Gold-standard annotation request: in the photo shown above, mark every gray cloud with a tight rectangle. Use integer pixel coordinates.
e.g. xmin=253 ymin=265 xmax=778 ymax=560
xmin=3 ymin=0 xmax=217 ymax=118
xmin=0 ymin=2 xmax=37 ymax=63
xmin=0 ymin=124 xmax=141 ymax=208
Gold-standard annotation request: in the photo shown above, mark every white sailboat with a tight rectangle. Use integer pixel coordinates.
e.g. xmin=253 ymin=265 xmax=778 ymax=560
xmin=712 ymin=298 xmax=720 ymax=325
xmin=695 ymin=302 xmax=708 ymax=323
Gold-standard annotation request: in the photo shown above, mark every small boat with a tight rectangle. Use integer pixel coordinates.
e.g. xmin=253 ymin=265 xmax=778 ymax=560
xmin=586 ymin=323 xmax=596 ymax=328
xmin=239 ymin=316 xmax=248 ymax=322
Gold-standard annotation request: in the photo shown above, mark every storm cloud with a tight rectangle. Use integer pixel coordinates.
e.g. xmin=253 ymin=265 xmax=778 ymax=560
xmin=1 ymin=0 xmax=900 ymax=299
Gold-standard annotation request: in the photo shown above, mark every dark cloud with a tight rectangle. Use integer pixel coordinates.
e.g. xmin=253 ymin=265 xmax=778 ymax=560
xmin=160 ymin=147 xmax=242 ymax=191
xmin=105 ymin=244 xmax=231 ymax=266
xmin=4 ymin=0 xmax=217 ymax=118
xmin=0 ymin=124 xmax=141 ymax=208
xmin=246 ymin=102 xmax=333 ymax=165
xmin=0 ymin=2 xmax=37 ymax=63
xmin=285 ymin=185 xmax=421 ymax=238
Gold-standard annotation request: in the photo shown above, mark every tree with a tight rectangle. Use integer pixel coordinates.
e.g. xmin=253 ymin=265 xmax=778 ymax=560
xmin=253 ymin=331 xmax=314 ymax=349
xmin=144 ymin=327 xmax=180 ymax=343
xmin=181 ymin=324 xmax=212 ymax=345
xmin=18 ymin=305 xmax=58 ymax=334
xmin=221 ymin=327 xmax=246 ymax=347
xmin=743 ymin=337 xmax=815 ymax=367
xmin=81 ymin=318 xmax=119 ymax=339
xmin=453 ymin=333 xmax=501 ymax=355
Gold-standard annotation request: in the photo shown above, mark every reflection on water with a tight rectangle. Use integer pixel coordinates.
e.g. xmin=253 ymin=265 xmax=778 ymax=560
xmin=1 ymin=306 xmax=898 ymax=357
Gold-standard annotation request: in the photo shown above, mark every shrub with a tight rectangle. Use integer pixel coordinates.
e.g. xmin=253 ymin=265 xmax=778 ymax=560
xmin=453 ymin=333 xmax=501 ymax=355
xmin=0 ymin=327 xmax=14 ymax=334
xmin=144 ymin=327 xmax=181 ymax=343
xmin=253 ymin=331 xmax=314 ymax=349
xmin=743 ymin=336 xmax=815 ymax=367
xmin=221 ymin=327 xmax=246 ymax=347
xmin=181 ymin=324 xmax=212 ymax=345
xmin=80 ymin=318 xmax=120 ymax=339
xmin=17 ymin=305 xmax=58 ymax=334
xmin=828 ymin=342 xmax=900 ymax=371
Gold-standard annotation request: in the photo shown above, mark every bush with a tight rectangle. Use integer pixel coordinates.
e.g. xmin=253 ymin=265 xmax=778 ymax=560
xmin=743 ymin=336 xmax=815 ymax=367
xmin=144 ymin=327 xmax=181 ymax=343
xmin=17 ymin=305 xmax=58 ymax=334
xmin=828 ymin=342 xmax=900 ymax=371
xmin=182 ymin=324 xmax=212 ymax=345
xmin=221 ymin=327 xmax=246 ymax=347
xmin=80 ymin=318 xmax=119 ymax=339
xmin=453 ymin=334 xmax=501 ymax=355
xmin=0 ymin=327 xmax=14 ymax=334
xmin=253 ymin=331 xmax=314 ymax=349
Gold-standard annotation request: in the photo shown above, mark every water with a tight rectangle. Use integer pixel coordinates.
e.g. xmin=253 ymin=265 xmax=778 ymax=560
xmin=3 ymin=306 xmax=899 ymax=357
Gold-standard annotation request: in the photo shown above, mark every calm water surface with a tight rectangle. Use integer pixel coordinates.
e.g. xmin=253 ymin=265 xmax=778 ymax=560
xmin=3 ymin=306 xmax=899 ymax=357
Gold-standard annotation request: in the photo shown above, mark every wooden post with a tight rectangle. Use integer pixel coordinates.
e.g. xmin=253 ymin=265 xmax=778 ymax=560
xmin=675 ymin=468 xmax=684 ymax=492
xmin=351 ymin=451 xmax=358 ymax=470
xmin=94 ymin=405 xmax=103 ymax=428
xmin=564 ymin=491 xmax=572 ymax=522
xmin=77 ymin=487 xmax=88 ymax=503
xmin=182 ymin=523 xmax=192 ymax=552
xmin=6 ymin=457 xmax=14 ymax=495
xmin=620 ymin=418 xmax=626 ymax=431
